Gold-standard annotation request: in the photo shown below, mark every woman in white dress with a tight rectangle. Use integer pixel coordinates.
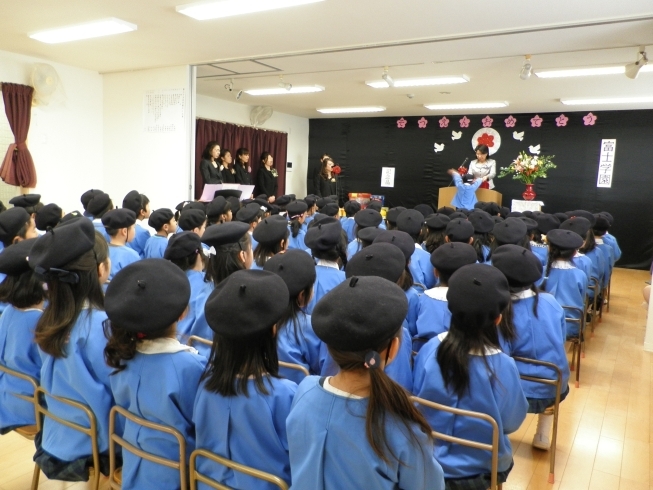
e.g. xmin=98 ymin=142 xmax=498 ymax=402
xmin=468 ymin=144 xmax=496 ymax=189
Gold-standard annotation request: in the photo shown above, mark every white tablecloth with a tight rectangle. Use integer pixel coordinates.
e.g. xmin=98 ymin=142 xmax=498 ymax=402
xmin=512 ymin=200 xmax=544 ymax=212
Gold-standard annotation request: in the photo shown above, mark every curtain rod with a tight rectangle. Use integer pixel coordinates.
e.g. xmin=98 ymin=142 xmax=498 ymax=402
xmin=196 ymin=117 xmax=288 ymax=135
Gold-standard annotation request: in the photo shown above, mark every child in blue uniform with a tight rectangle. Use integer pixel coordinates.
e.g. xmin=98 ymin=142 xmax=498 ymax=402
xmin=421 ymin=213 xmax=450 ymax=253
xmin=593 ymin=214 xmax=615 ymax=287
xmin=304 ymin=217 xmax=346 ymax=314
xmin=235 ymin=202 xmax=262 ymax=250
xmin=413 ymin=264 xmax=528 ymax=489
xmin=561 ymin=217 xmax=606 ymax=298
xmin=341 ymin=200 xmax=360 ymax=242
xmin=384 ymin=206 xmax=406 ymax=231
xmin=103 ymin=208 xmax=141 ymax=281
xmin=80 ymin=189 xmax=103 ymax=219
xmin=347 ymin=208 xmax=382 ymax=259
xmin=444 ymin=217 xmax=475 ymax=246
xmin=86 ymin=191 xmax=113 ymax=241
xmin=193 ymin=270 xmax=296 ymax=490
xmin=286 ymin=200 xmax=308 ymax=250
xmin=288 ymin=275 xmax=444 ymax=490
xmin=492 ymin=245 xmax=571 ymax=450
xmin=264 ymin=250 xmax=323 ymax=384
xmin=468 ymin=210 xmax=494 ymax=263
xmin=206 ymin=196 xmax=232 ymax=226
xmin=491 ymin=217 xmax=529 ymax=251
xmin=448 ymin=170 xmax=482 ymax=209
xmin=251 ymin=215 xmax=289 ymax=270
xmin=143 ymin=208 xmax=177 ymax=259
xmin=532 ymin=214 xmax=560 ymax=266
xmin=31 ymin=220 xmax=117 ymax=481
xmin=599 ymin=212 xmax=621 ymax=262
xmin=302 ymin=195 xmax=318 ymax=226
xmin=178 ymin=208 xmax=207 ymax=238
xmin=104 ymin=259 xmax=206 ymax=490
xmin=0 ymin=239 xmax=44 ymax=433
xmin=123 ymin=190 xmax=152 ymax=257
xmin=397 ymin=209 xmax=436 ymax=290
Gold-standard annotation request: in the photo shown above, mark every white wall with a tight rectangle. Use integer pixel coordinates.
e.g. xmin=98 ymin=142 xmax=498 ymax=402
xmin=196 ymin=94 xmax=309 ymax=197
xmin=0 ymin=49 xmax=104 ymax=213
xmin=103 ymin=66 xmax=193 ymax=211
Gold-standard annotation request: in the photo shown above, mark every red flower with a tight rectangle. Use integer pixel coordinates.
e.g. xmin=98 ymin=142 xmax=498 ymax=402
xmin=477 ymin=133 xmax=495 ymax=147
xmin=332 ymin=165 xmax=342 ymax=175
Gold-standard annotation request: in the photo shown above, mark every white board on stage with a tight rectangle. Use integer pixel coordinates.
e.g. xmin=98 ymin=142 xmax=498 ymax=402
xmin=199 ymin=184 xmax=255 ymax=202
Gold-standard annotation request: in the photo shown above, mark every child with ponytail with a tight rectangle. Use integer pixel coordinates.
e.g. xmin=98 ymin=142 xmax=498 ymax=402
xmin=251 ymin=215 xmax=289 ymax=270
xmin=288 ymin=275 xmax=444 ymax=489
xmin=286 ymin=200 xmax=309 ymax=250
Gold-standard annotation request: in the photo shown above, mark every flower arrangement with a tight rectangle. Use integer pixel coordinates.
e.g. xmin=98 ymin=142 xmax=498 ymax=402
xmin=498 ymin=151 xmax=556 ymax=184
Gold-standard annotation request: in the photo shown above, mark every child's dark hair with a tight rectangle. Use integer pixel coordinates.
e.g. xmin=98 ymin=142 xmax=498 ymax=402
xmin=208 ymin=202 xmax=232 ymax=226
xmin=1 ymin=219 xmax=31 ymax=248
xmin=277 ymin=283 xmax=314 ymax=345
xmin=423 ymin=229 xmax=447 ymax=254
xmin=139 ymin=194 xmax=150 ymax=214
xmin=328 ymin=330 xmax=433 ymax=464
xmin=253 ymin=231 xmax=289 ymax=267
xmin=579 ymin=229 xmax=596 ymax=254
xmin=34 ymin=232 xmax=108 ymax=358
xmin=93 ymin=200 xmax=114 ymax=219
xmin=289 ymin=217 xmax=302 ymax=238
xmin=472 ymin=232 xmax=493 ymax=262
xmin=397 ymin=266 xmax=414 ymax=291
xmin=204 ymin=233 xmax=251 ymax=287
xmin=104 ymin=322 xmax=174 ymax=374
xmin=544 ymin=244 xmax=576 ymax=280
xmin=0 ymin=270 xmax=45 ymax=308
xmin=170 ymin=249 xmax=204 ymax=272
xmin=202 ymin=328 xmax=279 ymax=397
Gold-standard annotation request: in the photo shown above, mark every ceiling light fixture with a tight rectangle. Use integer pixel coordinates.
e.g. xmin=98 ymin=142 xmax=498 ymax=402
xmin=278 ymin=76 xmax=292 ymax=91
xmin=176 ymin=0 xmax=324 ymax=20
xmin=535 ymin=65 xmax=653 ymax=78
xmin=29 ymin=18 xmax=137 ymax=44
xmin=519 ymin=55 xmax=533 ymax=80
xmin=560 ymin=96 xmax=653 ymax=105
xmin=625 ymin=45 xmax=649 ymax=79
xmin=381 ymin=67 xmax=395 ymax=88
xmin=245 ymin=85 xmax=324 ymax=95
xmin=366 ymin=76 xmax=469 ymax=88
xmin=317 ymin=106 xmax=386 ymax=114
xmin=424 ymin=102 xmax=509 ymax=110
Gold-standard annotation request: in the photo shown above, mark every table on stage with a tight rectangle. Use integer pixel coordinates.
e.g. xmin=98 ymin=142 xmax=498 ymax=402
xmin=438 ymin=187 xmax=502 ymax=209
xmin=511 ymin=200 xmax=544 ymax=212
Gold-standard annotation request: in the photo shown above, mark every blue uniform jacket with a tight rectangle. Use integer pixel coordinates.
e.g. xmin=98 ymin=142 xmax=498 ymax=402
xmin=143 ymin=235 xmax=169 ymax=259
xmin=409 ymin=246 xmax=437 ymax=290
xmin=126 ymin=223 xmax=151 ymax=258
xmin=451 ymin=174 xmax=482 ymax=209
xmin=108 ymin=244 xmax=141 ymax=281
xmin=305 ymin=264 xmax=345 ymax=315
xmin=277 ymin=312 xmax=325 ymax=384
xmin=541 ymin=263 xmax=588 ymax=338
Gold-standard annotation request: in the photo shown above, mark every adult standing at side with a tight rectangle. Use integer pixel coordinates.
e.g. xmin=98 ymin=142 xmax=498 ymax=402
xmin=256 ymin=152 xmax=278 ymax=203
xmin=468 ymin=144 xmax=497 ymax=190
xmin=316 ymin=158 xmax=338 ymax=198
xmin=312 ymin=153 xmax=331 ymax=195
xmin=220 ymin=149 xmax=237 ymax=184
xmin=234 ymin=148 xmax=252 ymax=185
xmin=199 ymin=141 xmax=223 ymax=187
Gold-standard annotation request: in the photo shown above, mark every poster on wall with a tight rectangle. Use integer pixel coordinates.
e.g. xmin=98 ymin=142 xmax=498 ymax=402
xmin=143 ymin=88 xmax=186 ymax=132
xmin=597 ymin=139 xmax=617 ymax=188
xmin=381 ymin=167 xmax=395 ymax=187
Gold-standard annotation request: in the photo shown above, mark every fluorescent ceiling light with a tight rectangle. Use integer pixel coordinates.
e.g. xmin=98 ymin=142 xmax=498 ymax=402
xmin=29 ymin=18 xmax=136 ymax=44
xmin=177 ymin=0 xmax=324 ymax=20
xmin=366 ymin=76 xmax=469 ymax=88
xmin=245 ymin=85 xmax=324 ymax=96
xmin=424 ymin=102 xmax=508 ymax=110
xmin=317 ymin=106 xmax=386 ymax=114
xmin=560 ymin=96 xmax=653 ymax=105
xmin=535 ymin=65 xmax=653 ymax=78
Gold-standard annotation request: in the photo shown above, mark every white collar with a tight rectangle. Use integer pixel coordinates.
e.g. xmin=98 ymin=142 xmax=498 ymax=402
xmin=551 ymin=260 xmax=575 ymax=270
xmin=414 ymin=243 xmax=422 ymax=249
xmin=323 ymin=377 xmax=364 ymax=400
xmin=575 ymin=252 xmax=586 ymax=257
xmin=595 ymin=237 xmax=604 ymax=244
xmin=530 ymin=241 xmax=547 ymax=248
xmin=136 ymin=338 xmax=198 ymax=355
xmin=317 ymin=259 xmax=340 ymax=270
xmin=511 ymin=289 xmax=536 ymax=300
xmin=425 ymin=287 xmax=448 ymax=301
xmin=437 ymin=331 xmax=501 ymax=356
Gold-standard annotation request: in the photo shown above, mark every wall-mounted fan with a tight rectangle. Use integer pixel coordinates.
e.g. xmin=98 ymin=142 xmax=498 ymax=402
xmin=31 ymin=63 xmax=62 ymax=106
xmin=250 ymin=106 xmax=273 ymax=127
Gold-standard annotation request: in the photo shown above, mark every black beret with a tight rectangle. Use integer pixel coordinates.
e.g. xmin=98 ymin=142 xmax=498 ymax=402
xmin=546 ymin=228 xmax=584 ymax=250
xmin=507 ymin=211 xmax=523 ymax=218
xmin=569 ymin=210 xmax=596 ymax=227
xmin=201 ymin=221 xmax=250 ymax=249
xmin=59 ymin=211 xmax=84 ymax=225
xmin=263 ymin=249 xmax=316 ymax=297
xmin=520 ymin=217 xmax=539 ymax=232
xmin=430 ymin=242 xmax=477 ymax=273
xmin=275 ymin=195 xmax=293 ymax=206
xmin=449 ymin=212 xmax=468 ymax=220
xmin=345 ymin=243 xmax=405 ymax=283
xmin=287 ymin=201 xmax=308 ymax=218
xmin=396 ymin=209 xmax=424 ymax=236
xmin=445 ymin=218 xmax=475 ymax=243
xmin=328 ymin=195 xmax=339 ymax=202
xmin=35 ymin=203 xmax=63 ymax=231
xmin=357 ymin=226 xmax=384 ymax=244
xmin=492 ymin=216 xmax=504 ymax=224
xmin=182 ymin=202 xmax=206 ymax=213
xmin=304 ymin=195 xmax=317 ymax=207
xmin=367 ymin=200 xmax=383 ymax=212
xmin=175 ymin=201 xmax=190 ymax=213
xmin=599 ymin=211 xmax=614 ymax=226
xmin=29 ymin=218 xmax=96 ymax=272
xmin=344 ymin=200 xmax=362 ymax=215
xmin=386 ymin=207 xmax=407 ymax=225
xmin=316 ymin=197 xmax=334 ymax=209
xmin=492 ymin=217 xmax=527 ymax=245
xmin=164 ymin=231 xmax=201 ymax=260
xmin=304 ymin=217 xmax=342 ymax=251
xmin=474 ymin=202 xmax=486 ymax=210
xmin=235 ymin=202 xmax=261 ymax=223
xmin=522 ymin=211 xmax=534 ymax=219
xmin=0 ymin=207 xmax=30 ymax=242
xmin=0 ymin=238 xmax=36 ymax=275
xmin=227 ymin=197 xmax=242 ymax=213
xmin=122 ymin=190 xmax=142 ymax=214
xmin=414 ymin=204 xmax=434 ymax=218
xmin=256 ymin=194 xmax=268 ymax=201
xmin=81 ymin=189 xmax=103 ymax=209
xmin=312 ymin=276 xmax=408 ymax=352
xmin=206 ymin=197 xmax=229 ymax=219
xmin=253 ymin=216 xmax=289 ymax=245
xmin=499 ymin=206 xmax=511 ymax=218
xmin=485 ymin=202 xmax=501 ymax=216
xmin=105 ymin=259 xmax=190 ymax=333
xmin=468 ymin=210 xmax=494 ymax=234
xmin=205 ymin=269 xmax=289 ymax=337
xmin=102 ymin=208 xmax=136 ymax=230
xmin=559 ymin=217 xmax=591 ymax=238
xmin=87 ymin=192 xmax=112 ymax=216
xmin=373 ymin=230 xmax=415 ymax=261
xmin=492 ymin=244 xmax=543 ymax=287
xmin=321 ymin=203 xmax=340 ymax=217
xmin=437 ymin=206 xmax=455 ymax=216
xmin=214 ymin=189 xmax=242 ymax=199
xmin=535 ymin=214 xmax=560 ymax=235
xmin=593 ymin=214 xmax=610 ymax=231
xmin=269 ymin=204 xmax=281 ymax=215
xmin=355 ymin=209 xmax=383 ymax=229
xmin=148 ymin=208 xmax=175 ymax=230
xmin=425 ymin=213 xmax=450 ymax=230
xmin=553 ymin=212 xmax=569 ymax=223
xmin=447 ymin=264 xmax=510 ymax=323
xmin=178 ymin=209 xmax=206 ymax=231
xmin=9 ymin=194 xmax=41 ymax=208
xmin=309 ymin=213 xmax=330 ymax=226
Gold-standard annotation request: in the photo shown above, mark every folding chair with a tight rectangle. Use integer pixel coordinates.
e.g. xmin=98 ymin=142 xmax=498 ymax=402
xmin=109 ymin=405 xmax=188 ymax=490
xmin=605 ymin=276 xmax=611 ymax=313
xmin=189 ymin=448 xmax=289 ymax=490
xmin=278 ymin=361 xmax=310 ymax=378
xmin=410 ymin=396 xmax=502 ymax=490
xmin=512 ymin=357 xmax=563 ymax=484
xmin=34 ymin=386 xmax=101 ymax=490
xmin=561 ymin=305 xmax=584 ymax=388
xmin=412 ymin=282 xmax=427 ymax=294
xmin=187 ymin=335 xmax=213 ymax=348
xmin=0 ymin=365 xmax=41 ymax=490
xmin=586 ymin=277 xmax=600 ymax=336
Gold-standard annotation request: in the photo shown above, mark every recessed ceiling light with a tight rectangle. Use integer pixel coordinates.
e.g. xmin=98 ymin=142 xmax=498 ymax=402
xmin=560 ymin=96 xmax=653 ymax=105
xmin=535 ymin=65 xmax=653 ymax=78
xmin=317 ymin=106 xmax=386 ymax=114
xmin=366 ymin=76 xmax=469 ymax=88
xmin=177 ymin=0 xmax=324 ymax=20
xmin=245 ymin=85 xmax=325 ymax=95
xmin=29 ymin=18 xmax=137 ymax=44
xmin=424 ymin=102 xmax=508 ymax=110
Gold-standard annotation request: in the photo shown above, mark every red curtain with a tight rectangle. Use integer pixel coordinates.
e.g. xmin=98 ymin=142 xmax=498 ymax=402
xmin=0 ymin=83 xmax=37 ymax=188
xmin=195 ymin=118 xmax=288 ymax=199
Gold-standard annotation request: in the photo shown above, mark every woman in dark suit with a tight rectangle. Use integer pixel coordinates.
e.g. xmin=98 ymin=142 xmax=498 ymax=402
xmin=220 ymin=149 xmax=237 ymax=183
xmin=234 ymin=148 xmax=252 ymax=185
xmin=256 ymin=152 xmax=278 ymax=202
xmin=199 ymin=141 xmax=223 ymax=186
xmin=317 ymin=158 xmax=338 ymax=197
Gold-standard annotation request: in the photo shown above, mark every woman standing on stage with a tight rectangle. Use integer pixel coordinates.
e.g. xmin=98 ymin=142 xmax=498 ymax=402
xmin=317 ymin=158 xmax=338 ymax=198
xmin=234 ymin=148 xmax=252 ymax=185
xmin=468 ymin=144 xmax=497 ymax=190
xmin=220 ymin=149 xmax=237 ymax=184
xmin=199 ymin=141 xmax=223 ymax=186
xmin=256 ymin=152 xmax=278 ymax=202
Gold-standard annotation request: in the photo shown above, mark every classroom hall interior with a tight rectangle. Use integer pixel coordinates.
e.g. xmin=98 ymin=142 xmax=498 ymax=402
xmin=1 ymin=1 xmax=653 ymax=489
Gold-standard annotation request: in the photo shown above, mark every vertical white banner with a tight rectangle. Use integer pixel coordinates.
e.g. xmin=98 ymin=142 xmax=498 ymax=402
xmin=597 ymin=139 xmax=616 ymax=188
xmin=381 ymin=167 xmax=395 ymax=187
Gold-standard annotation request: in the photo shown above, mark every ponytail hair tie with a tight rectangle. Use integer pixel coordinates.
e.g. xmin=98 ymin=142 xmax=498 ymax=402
xmin=364 ymin=351 xmax=381 ymax=370
xmin=136 ymin=333 xmax=147 ymax=340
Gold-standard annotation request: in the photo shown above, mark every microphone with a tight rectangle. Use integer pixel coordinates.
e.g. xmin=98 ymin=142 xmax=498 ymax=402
xmin=460 ymin=157 xmax=470 ymax=168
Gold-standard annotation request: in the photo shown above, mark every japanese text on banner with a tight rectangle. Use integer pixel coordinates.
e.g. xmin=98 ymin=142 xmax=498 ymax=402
xmin=597 ymin=139 xmax=616 ymax=188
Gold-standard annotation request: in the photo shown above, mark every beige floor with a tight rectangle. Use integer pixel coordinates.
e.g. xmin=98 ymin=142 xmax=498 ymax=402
xmin=0 ymin=267 xmax=650 ymax=489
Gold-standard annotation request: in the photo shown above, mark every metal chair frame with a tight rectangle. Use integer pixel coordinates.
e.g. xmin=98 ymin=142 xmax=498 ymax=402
xmin=109 ymin=405 xmax=188 ymax=490
xmin=189 ymin=448 xmax=289 ymax=490
xmin=410 ymin=396 xmax=502 ymax=490
xmin=561 ymin=305 xmax=584 ymax=388
xmin=187 ymin=335 xmax=213 ymax=348
xmin=586 ymin=277 xmax=600 ymax=336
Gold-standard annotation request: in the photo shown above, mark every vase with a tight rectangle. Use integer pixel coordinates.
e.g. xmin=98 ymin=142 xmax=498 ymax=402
xmin=522 ymin=183 xmax=536 ymax=201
